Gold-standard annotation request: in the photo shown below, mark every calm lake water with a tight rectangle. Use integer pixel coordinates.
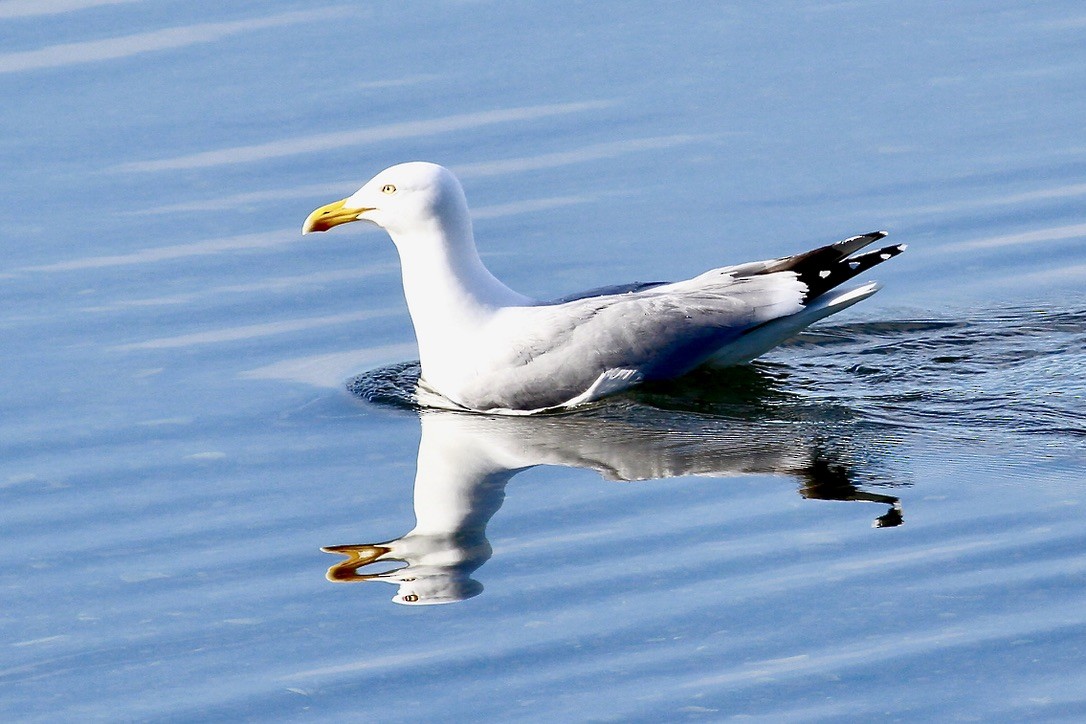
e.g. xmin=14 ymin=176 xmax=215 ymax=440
xmin=3 ymin=2 xmax=1086 ymax=721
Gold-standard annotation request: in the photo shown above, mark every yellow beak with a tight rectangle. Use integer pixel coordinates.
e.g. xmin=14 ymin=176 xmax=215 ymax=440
xmin=301 ymin=197 xmax=370 ymax=234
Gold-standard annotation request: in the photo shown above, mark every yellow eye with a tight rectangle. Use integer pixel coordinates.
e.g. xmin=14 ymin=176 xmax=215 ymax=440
xmin=381 ymin=184 xmax=397 ymax=194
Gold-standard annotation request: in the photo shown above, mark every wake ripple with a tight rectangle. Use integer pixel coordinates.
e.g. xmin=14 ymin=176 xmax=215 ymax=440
xmin=347 ymin=305 xmax=1086 ymax=445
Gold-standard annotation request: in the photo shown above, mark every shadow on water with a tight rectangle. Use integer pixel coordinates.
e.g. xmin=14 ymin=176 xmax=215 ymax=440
xmin=329 ymin=304 xmax=1085 ymax=605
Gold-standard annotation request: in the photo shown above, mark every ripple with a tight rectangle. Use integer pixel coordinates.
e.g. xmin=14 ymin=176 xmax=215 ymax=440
xmin=346 ymin=303 xmax=1086 ymax=447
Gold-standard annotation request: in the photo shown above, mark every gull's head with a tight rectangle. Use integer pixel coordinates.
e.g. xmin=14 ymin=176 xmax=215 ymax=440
xmin=302 ymin=162 xmax=467 ymax=237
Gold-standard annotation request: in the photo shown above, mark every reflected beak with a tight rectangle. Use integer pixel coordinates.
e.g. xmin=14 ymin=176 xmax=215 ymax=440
xmin=321 ymin=544 xmax=395 ymax=582
xmin=301 ymin=197 xmax=371 ymax=234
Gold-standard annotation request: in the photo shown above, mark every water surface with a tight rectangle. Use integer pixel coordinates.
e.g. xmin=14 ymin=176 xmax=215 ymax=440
xmin=3 ymin=1 xmax=1086 ymax=720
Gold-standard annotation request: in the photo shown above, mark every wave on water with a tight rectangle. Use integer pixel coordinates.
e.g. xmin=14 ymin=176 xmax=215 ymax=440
xmin=347 ymin=304 xmax=1085 ymax=445
xmin=781 ymin=306 xmax=1086 ymax=443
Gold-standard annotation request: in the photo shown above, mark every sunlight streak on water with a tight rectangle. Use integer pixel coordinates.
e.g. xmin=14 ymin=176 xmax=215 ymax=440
xmin=113 ymin=101 xmax=617 ymax=172
xmin=469 ymin=195 xmax=602 ymax=220
xmin=0 ymin=0 xmax=142 ymax=19
xmin=0 ymin=9 xmax=335 ymax=73
xmin=680 ymin=598 xmax=1086 ymax=688
xmin=20 ymin=230 xmax=300 ymax=272
xmin=884 ymin=181 xmax=1086 ymax=216
xmin=114 ymin=309 xmax=399 ymax=350
xmin=78 ymin=265 xmax=400 ymax=311
xmin=942 ymin=221 xmax=1086 ymax=251
xmin=126 ymin=135 xmax=700 ymax=216
xmin=453 ymin=135 xmax=713 ymax=177
xmin=242 ymin=343 xmax=419 ymax=388
xmin=1022 ymin=263 xmax=1086 ymax=283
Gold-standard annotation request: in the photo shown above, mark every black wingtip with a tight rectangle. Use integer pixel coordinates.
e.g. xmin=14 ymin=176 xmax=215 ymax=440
xmin=792 ymin=241 xmax=906 ymax=303
xmin=760 ymin=231 xmax=903 ymax=303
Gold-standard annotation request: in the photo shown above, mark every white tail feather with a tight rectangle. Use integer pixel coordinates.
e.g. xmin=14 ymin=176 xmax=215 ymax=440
xmin=704 ymin=282 xmax=882 ymax=367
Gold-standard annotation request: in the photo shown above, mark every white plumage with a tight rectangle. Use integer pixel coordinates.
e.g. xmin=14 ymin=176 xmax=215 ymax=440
xmin=302 ymin=162 xmax=904 ymax=413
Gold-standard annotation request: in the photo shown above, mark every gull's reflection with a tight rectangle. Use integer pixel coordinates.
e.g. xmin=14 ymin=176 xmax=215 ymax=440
xmin=324 ymin=374 xmax=902 ymax=605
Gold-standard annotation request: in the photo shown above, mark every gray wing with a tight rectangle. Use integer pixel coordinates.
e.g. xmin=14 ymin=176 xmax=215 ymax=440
xmin=547 ymin=281 xmax=667 ymax=304
xmin=462 ymin=231 xmax=906 ymax=410
xmin=467 ymin=271 xmax=807 ymax=410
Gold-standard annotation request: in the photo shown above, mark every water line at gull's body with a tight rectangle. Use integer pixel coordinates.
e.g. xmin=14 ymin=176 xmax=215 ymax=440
xmin=302 ymin=162 xmax=905 ymax=413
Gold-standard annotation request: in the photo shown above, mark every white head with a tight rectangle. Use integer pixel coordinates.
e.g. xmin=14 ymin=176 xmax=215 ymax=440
xmin=302 ymin=160 xmax=526 ymax=326
xmin=302 ymin=162 xmax=470 ymax=239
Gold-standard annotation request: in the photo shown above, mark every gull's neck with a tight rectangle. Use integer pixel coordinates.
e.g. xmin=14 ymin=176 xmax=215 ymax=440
xmin=386 ymin=212 xmax=532 ymax=374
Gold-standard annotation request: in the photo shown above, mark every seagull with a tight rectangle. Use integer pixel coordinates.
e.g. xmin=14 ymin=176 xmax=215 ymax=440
xmin=302 ymin=162 xmax=905 ymax=413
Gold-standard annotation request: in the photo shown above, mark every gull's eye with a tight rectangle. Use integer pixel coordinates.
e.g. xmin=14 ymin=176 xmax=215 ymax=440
xmin=381 ymin=184 xmax=397 ymax=195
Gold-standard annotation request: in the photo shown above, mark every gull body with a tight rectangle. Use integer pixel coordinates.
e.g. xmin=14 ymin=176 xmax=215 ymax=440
xmin=303 ymin=162 xmax=905 ymax=413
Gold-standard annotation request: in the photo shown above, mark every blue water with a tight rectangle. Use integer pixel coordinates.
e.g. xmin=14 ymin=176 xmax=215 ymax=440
xmin=3 ymin=2 xmax=1086 ymax=720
